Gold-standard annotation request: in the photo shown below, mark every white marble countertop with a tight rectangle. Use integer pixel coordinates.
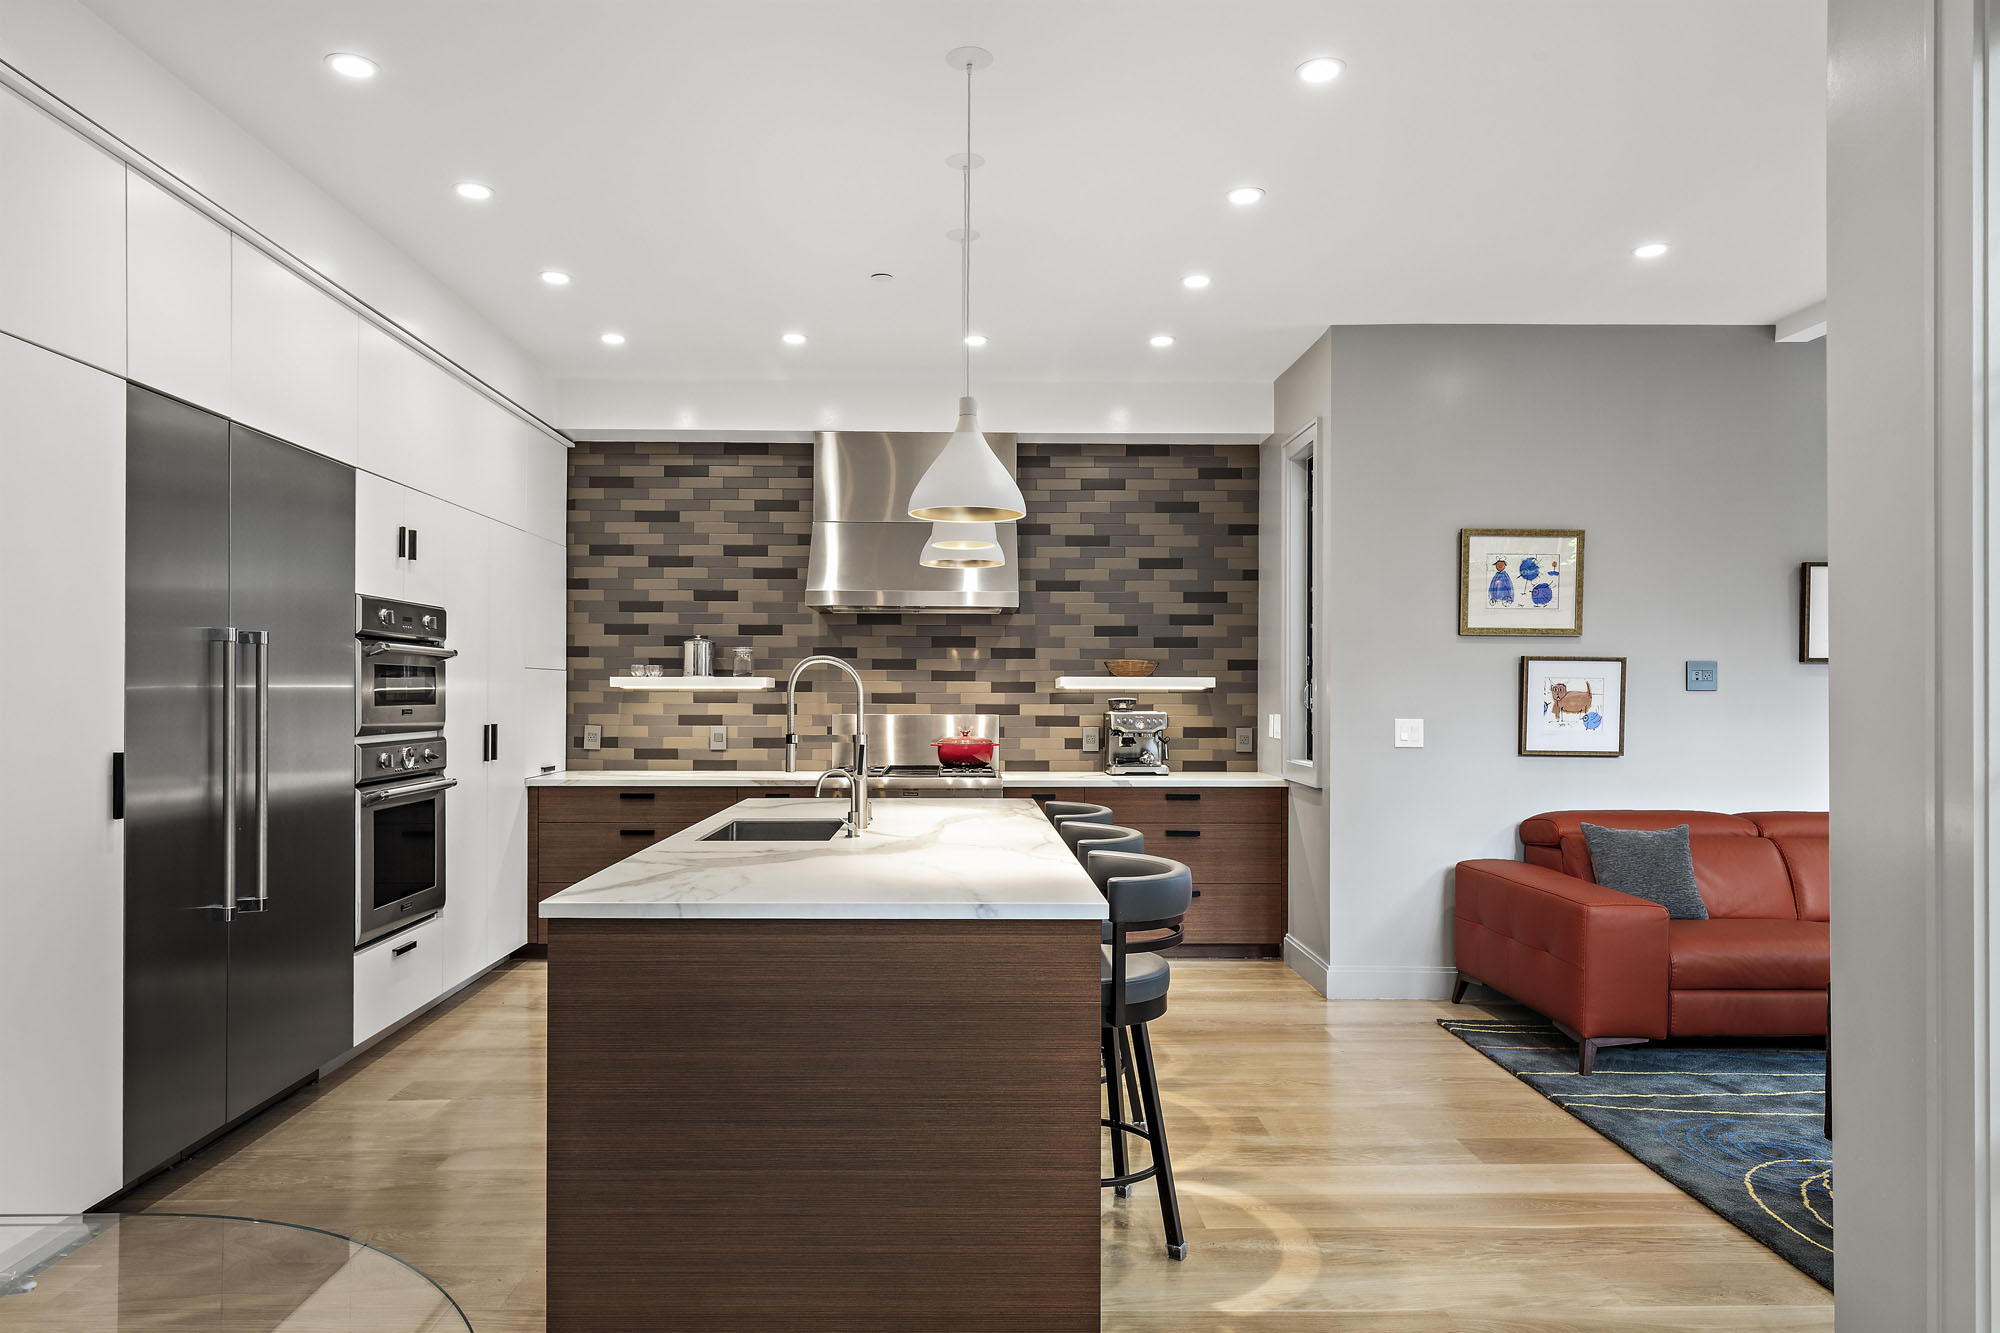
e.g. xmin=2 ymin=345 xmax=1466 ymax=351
xmin=538 ymin=797 xmax=1110 ymax=921
xmin=527 ymin=768 xmax=1286 ymax=789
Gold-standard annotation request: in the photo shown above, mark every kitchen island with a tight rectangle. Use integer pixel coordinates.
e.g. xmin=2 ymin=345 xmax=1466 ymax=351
xmin=539 ymin=797 xmax=1107 ymax=1332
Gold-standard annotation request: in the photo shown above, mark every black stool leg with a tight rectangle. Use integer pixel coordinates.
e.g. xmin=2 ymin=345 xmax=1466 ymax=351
xmin=1119 ymin=1027 xmax=1147 ymax=1134
xmin=1131 ymin=1022 xmax=1186 ymax=1260
xmin=1102 ymin=1027 xmax=1130 ymax=1195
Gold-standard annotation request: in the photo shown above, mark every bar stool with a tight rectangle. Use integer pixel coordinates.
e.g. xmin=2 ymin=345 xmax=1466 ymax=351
xmin=1043 ymin=800 xmax=1112 ymax=831
xmin=1091 ymin=849 xmax=1192 ymax=1260
xmin=1060 ymin=820 xmax=1144 ymax=866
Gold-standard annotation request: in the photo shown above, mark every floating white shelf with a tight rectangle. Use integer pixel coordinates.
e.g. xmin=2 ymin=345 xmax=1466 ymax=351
xmin=609 ymin=676 xmax=777 ymax=690
xmin=1054 ymin=676 xmax=1217 ymax=691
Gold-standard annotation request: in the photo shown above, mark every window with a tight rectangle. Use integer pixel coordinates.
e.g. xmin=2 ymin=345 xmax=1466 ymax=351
xmin=1282 ymin=423 xmax=1320 ymax=785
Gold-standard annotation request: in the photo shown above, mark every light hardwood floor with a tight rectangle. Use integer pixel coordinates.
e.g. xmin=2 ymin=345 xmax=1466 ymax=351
xmin=119 ymin=958 xmax=1833 ymax=1330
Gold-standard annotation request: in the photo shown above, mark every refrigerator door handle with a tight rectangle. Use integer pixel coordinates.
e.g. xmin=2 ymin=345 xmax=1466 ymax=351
xmin=206 ymin=627 xmax=239 ymax=921
xmin=238 ymin=630 xmax=271 ymax=914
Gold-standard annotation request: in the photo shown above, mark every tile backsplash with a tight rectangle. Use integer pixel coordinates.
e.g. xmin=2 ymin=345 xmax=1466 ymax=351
xmin=565 ymin=440 xmax=1259 ymax=771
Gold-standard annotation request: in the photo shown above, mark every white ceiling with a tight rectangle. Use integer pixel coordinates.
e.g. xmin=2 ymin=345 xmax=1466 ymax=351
xmin=81 ymin=0 xmax=1826 ymax=398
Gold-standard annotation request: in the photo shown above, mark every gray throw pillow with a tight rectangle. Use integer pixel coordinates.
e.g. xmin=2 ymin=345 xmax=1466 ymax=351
xmin=1580 ymin=823 xmax=1709 ymax=920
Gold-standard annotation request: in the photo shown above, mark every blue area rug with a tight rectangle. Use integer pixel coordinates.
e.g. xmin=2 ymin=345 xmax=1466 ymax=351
xmin=1439 ymin=1010 xmax=1832 ymax=1289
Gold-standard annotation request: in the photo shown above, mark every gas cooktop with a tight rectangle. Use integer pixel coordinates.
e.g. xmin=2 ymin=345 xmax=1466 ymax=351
xmin=861 ymin=762 xmax=1002 ymax=794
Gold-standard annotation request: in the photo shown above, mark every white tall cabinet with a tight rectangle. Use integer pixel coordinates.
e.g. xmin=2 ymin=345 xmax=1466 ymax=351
xmin=0 ymin=332 xmax=126 ymax=1212
xmin=0 ymin=84 xmax=568 ymax=1206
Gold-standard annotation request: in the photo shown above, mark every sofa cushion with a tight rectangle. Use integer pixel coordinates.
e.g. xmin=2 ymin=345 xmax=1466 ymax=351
xmin=1668 ymin=919 xmax=1829 ymax=990
xmin=1685 ymin=836 xmax=1800 ymax=919
xmin=1519 ymin=811 xmax=1759 ymax=879
xmin=1581 ymin=823 xmax=1708 ymax=919
xmin=1739 ymin=812 xmax=1829 ymax=922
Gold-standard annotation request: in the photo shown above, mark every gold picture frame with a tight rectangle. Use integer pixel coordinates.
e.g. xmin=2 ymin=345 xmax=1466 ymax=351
xmin=1460 ymin=528 xmax=1585 ymax=636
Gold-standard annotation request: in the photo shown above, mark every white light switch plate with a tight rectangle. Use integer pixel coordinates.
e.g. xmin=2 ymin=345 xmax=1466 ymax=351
xmin=582 ymin=724 xmax=602 ymax=751
xmin=1267 ymin=713 xmax=1282 ymax=740
xmin=1394 ymin=718 xmax=1424 ymax=748
xmin=708 ymin=725 xmax=728 ymax=751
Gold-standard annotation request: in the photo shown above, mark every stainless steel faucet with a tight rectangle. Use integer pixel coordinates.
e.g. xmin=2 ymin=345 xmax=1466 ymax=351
xmin=785 ymin=655 xmax=869 ymax=835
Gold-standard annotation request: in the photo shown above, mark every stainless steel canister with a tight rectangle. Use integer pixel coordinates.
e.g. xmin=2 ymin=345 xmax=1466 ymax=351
xmin=681 ymin=633 xmax=713 ymax=678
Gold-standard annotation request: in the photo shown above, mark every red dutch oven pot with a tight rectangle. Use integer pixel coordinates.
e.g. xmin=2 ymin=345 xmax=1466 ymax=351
xmin=931 ymin=729 xmax=997 ymax=766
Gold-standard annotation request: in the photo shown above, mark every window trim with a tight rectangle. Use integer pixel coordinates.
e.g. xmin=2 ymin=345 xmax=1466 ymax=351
xmin=1280 ymin=421 xmax=1321 ymax=788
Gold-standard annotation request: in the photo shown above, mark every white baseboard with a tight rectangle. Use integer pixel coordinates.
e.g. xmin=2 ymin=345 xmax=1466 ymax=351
xmin=1321 ymin=964 xmax=1459 ymax=1000
xmin=1282 ymin=934 xmax=1332 ymax=994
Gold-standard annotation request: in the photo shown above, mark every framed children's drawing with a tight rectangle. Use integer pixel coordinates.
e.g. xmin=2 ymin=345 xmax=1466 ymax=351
xmin=1460 ymin=529 xmax=1585 ymax=636
xmin=1520 ymin=655 xmax=1626 ymax=757
xmin=1800 ymin=561 xmax=1828 ymax=663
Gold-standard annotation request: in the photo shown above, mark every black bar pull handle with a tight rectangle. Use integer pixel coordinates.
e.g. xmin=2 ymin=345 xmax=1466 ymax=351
xmin=1166 ymin=829 xmax=1201 ymax=838
xmin=408 ymin=527 xmax=418 ymax=561
xmin=111 ymin=752 xmax=125 ymax=820
xmin=1165 ymin=792 xmax=1201 ymax=802
xmin=1191 ymin=889 xmax=1203 ymax=898
xmin=392 ymin=940 xmax=419 ymax=957
xmin=396 ymin=525 xmax=406 ymax=558
xmin=619 ymin=829 xmax=656 ymax=837
xmin=489 ymin=722 xmax=498 ymax=762
xmin=618 ymin=791 xmax=656 ymax=801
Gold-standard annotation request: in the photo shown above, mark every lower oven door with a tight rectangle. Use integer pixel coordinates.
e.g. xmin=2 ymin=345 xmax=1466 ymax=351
xmin=357 ymin=775 xmax=454 ymax=946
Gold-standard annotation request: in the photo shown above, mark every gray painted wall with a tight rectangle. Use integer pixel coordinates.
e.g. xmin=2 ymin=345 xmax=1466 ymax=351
xmin=1263 ymin=332 xmax=1334 ymax=984
xmin=1307 ymin=325 xmax=1828 ymax=997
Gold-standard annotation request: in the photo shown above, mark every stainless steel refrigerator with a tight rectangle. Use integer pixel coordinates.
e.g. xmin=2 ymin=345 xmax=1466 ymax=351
xmin=124 ymin=386 xmax=355 ymax=1184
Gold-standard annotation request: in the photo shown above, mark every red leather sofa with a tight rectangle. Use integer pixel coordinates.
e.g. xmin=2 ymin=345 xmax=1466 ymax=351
xmin=1452 ymin=810 xmax=1828 ymax=1072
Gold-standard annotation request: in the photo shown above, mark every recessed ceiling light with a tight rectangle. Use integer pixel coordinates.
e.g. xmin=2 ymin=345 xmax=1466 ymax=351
xmin=1297 ymin=56 xmax=1345 ymax=84
xmin=1181 ymin=273 xmax=1211 ymax=290
xmin=1227 ymin=187 xmax=1266 ymax=207
xmin=782 ymin=332 xmax=808 ymax=346
xmin=454 ymin=181 xmax=493 ymax=202
xmin=539 ymin=270 xmax=571 ymax=286
xmin=1633 ymin=242 xmax=1670 ymax=259
xmin=599 ymin=332 xmax=626 ymax=346
xmin=1149 ymin=334 xmax=1176 ymax=348
xmin=325 ymin=52 xmax=378 ymax=80
xmin=963 ymin=333 xmax=988 ymax=347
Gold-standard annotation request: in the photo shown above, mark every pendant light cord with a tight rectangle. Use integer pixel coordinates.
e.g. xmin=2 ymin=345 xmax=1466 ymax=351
xmin=961 ymin=59 xmax=973 ymax=400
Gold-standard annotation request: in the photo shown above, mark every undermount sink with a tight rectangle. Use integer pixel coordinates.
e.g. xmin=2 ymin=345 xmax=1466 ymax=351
xmin=701 ymin=818 xmax=849 ymax=842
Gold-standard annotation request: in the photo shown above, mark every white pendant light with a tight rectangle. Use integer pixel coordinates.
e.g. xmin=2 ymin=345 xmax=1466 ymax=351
xmin=908 ymin=47 xmax=1027 ymax=525
xmin=921 ymin=519 xmax=1006 ymax=568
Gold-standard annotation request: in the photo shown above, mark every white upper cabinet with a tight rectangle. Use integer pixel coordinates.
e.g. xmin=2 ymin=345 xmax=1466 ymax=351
xmin=525 ymin=536 xmax=567 ymax=671
xmin=0 ymin=91 xmax=125 ymax=374
xmin=127 ymin=172 xmax=231 ymax=415
xmin=230 ymin=238 xmax=358 ymax=464
xmin=459 ymin=395 xmax=567 ymax=544
xmin=354 ymin=469 xmax=409 ymax=598
xmin=358 ymin=323 xmax=463 ymax=500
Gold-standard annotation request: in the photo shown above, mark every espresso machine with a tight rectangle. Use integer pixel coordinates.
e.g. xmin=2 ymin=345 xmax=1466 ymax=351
xmin=1103 ymin=697 xmax=1171 ymax=775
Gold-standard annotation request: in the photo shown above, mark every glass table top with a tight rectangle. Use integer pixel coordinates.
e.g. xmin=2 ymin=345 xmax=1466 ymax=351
xmin=0 ymin=1213 xmax=470 ymax=1331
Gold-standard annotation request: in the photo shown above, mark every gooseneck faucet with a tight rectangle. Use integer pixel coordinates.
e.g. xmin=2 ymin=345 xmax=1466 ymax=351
xmin=785 ymin=655 xmax=870 ymax=835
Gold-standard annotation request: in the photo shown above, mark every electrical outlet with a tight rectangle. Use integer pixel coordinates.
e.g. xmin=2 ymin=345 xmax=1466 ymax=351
xmin=1394 ymin=718 xmax=1425 ymax=748
xmin=1235 ymin=726 xmax=1255 ymax=753
xmin=1081 ymin=725 xmax=1102 ymax=753
xmin=1267 ymin=713 xmax=1282 ymax=740
xmin=1686 ymin=660 xmax=1719 ymax=692
xmin=582 ymin=724 xmax=602 ymax=751
xmin=708 ymin=725 xmax=728 ymax=751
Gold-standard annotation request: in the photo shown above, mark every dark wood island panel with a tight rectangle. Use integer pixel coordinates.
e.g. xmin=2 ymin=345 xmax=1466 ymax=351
xmin=546 ymin=916 xmax=1103 ymax=1331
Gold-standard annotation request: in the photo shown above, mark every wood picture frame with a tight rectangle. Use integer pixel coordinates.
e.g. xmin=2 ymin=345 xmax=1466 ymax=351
xmin=1800 ymin=561 xmax=1828 ymax=663
xmin=1519 ymin=655 xmax=1627 ymax=757
xmin=1460 ymin=529 xmax=1585 ymax=636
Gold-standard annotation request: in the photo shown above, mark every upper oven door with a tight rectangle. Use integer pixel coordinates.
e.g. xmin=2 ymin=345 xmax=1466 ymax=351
xmin=355 ymin=640 xmax=453 ymax=734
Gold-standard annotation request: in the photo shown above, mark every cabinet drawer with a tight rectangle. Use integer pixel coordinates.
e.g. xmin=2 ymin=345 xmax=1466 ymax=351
xmin=537 ymin=785 xmax=738 ymax=825
xmin=1123 ymin=822 xmax=1284 ymax=886
xmin=1096 ymin=788 xmax=1284 ymax=827
xmin=539 ymin=821 xmax=681 ymax=886
xmin=353 ymin=916 xmax=444 ymax=1045
xmin=1179 ymin=879 xmax=1286 ymax=947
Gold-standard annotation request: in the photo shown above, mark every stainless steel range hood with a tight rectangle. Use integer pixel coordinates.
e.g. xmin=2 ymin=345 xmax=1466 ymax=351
xmin=805 ymin=431 xmax=1019 ymax=612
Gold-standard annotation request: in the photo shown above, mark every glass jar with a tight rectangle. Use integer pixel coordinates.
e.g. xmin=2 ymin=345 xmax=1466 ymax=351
xmin=731 ymin=646 xmax=755 ymax=677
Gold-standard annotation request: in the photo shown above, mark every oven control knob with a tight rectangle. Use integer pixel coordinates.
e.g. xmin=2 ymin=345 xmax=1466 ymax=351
xmin=420 ymin=748 xmax=438 ymax=763
xmin=376 ymin=752 xmax=393 ymax=770
xmin=420 ymin=614 xmax=438 ymax=632
xmin=377 ymin=607 xmax=394 ymax=626
xmin=401 ymin=747 xmax=419 ymax=769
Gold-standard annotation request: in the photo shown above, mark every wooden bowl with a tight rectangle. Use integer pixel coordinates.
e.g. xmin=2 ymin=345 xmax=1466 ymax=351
xmin=1103 ymin=660 xmax=1158 ymax=677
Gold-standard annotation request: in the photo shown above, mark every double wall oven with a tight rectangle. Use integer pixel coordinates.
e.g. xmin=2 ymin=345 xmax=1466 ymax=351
xmin=354 ymin=596 xmax=455 ymax=946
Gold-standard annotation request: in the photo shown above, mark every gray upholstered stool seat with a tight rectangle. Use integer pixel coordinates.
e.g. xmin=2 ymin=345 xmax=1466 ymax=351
xmin=1060 ymin=820 xmax=1144 ymax=865
xmin=1044 ymin=800 xmax=1112 ymax=828
xmin=1102 ymin=947 xmax=1171 ymax=1006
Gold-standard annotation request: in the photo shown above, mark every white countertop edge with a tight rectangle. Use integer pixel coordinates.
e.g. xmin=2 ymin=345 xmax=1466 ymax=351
xmin=529 ymin=769 xmax=1287 ymax=789
xmin=540 ymin=901 xmax=1110 ymax=920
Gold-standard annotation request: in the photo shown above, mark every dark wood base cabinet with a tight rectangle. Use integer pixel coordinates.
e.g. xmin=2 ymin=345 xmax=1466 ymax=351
xmin=546 ymin=917 xmax=1102 ymax=1331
